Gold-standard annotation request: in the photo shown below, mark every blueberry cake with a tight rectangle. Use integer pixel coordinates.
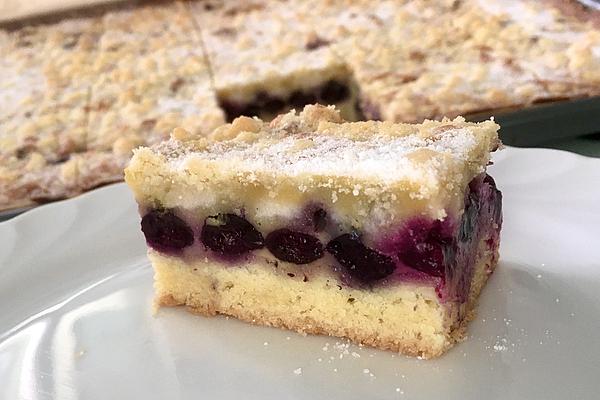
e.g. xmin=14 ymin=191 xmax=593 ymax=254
xmin=125 ymin=105 xmax=502 ymax=358
xmin=190 ymin=0 xmax=359 ymax=122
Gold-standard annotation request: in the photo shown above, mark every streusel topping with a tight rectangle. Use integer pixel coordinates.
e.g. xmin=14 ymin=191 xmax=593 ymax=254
xmin=126 ymin=105 xmax=499 ymax=227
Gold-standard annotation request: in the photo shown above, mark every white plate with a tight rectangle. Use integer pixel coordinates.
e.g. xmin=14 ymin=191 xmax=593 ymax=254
xmin=1 ymin=147 xmax=599 ymax=400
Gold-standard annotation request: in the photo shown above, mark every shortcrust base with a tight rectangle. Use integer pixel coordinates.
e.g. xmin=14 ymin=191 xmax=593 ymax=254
xmin=151 ymin=239 xmax=498 ymax=359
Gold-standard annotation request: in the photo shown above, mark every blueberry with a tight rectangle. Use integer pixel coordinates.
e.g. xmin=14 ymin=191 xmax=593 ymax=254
xmin=241 ymin=104 xmax=261 ymax=118
xmin=201 ymin=214 xmax=264 ymax=256
xmin=458 ymin=191 xmax=480 ymax=242
xmin=254 ymin=92 xmax=285 ymax=114
xmin=289 ymin=90 xmax=317 ymax=109
xmin=312 ymin=208 xmax=327 ymax=232
xmin=265 ymin=229 xmax=323 ymax=264
xmin=483 ymin=174 xmax=496 ymax=187
xmin=484 ymin=174 xmax=503 ymax=224
xmin=219 ymin=100 xmax=245 ymax=121
xmin=318 ymin=80 xmax=350 ymax=104
xmin=397 ymin=221 xmax=452 ymax=278
xmin=326 ymin=233 xmax=395 ymax=283
xmin=141 ymin=209 xmax=194 ymax=252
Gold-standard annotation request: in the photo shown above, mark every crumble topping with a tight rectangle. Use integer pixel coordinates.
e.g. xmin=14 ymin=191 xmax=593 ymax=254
xmin=125 ymin=105 xmax=499 ymax=226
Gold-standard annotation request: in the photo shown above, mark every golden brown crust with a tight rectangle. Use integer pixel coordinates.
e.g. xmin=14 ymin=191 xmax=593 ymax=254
xmin=183 ymin=302 xmax=443 ymax=359
xmin=155 ymin=245 xmax=498 ymax=359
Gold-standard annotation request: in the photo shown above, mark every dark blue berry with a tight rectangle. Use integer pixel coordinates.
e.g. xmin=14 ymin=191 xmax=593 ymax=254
xmin=141 ymin=209 xmax=194 ymax=252
xmin=312 ymin=208 xmax=327 ymax=232
xmin=219 ymin=100 xmax=245 ymax=121
xmin=201 ymin=214 xmax=264 ymax=256
xmin=318 ymin=80 xmax=350 ymax=104
xmin=255 ymin=91 xmax=285 ymax=114
xmin=485 ymin=174 xmax=503 ymax=224
xmin=326 ymin=233 xmax=395 ymax=283
xmin=458 ymin=191 xmax=480 ymax=242
xmin=289 ymin=90 xmax=318 ymax=109
xmin=265 ymin=229 xmax=323 ymax=264
xmin=397 ymin=220 xmax=452 ymax=278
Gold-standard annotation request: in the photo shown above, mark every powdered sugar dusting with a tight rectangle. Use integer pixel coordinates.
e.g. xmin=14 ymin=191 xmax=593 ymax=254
xmin=169 ymin=126 xmax=480 ymax=184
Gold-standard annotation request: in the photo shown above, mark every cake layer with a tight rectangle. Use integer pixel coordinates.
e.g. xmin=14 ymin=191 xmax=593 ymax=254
xmin=151 ymin=230 xmax=498 ymax=359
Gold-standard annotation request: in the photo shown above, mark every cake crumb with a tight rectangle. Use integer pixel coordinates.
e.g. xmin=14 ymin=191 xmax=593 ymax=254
xmin=363 ymin=368 xmax=370 ymax=374
xmin=493 ymin=343 xmax=507 ymax=352
xmin=293 ymin=368 xmax=302 ymax=375
xmin=263 ymin=342 xmax=269 ymax=346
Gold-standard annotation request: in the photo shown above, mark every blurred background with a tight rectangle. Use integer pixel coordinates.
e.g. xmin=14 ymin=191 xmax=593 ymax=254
xmin=1 ymin=0 xmax=599 ymax=220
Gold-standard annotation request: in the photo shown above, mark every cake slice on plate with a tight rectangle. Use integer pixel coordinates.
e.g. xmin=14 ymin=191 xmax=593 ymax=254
xmin=125 ymin=105 xmax=503 ymax=358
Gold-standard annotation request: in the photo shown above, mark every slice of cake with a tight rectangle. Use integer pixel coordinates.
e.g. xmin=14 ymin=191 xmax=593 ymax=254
xmin=127 ymin=104 xmax=502 ymax=358
xmin=189 ymin=0 xmax=359 ymax=122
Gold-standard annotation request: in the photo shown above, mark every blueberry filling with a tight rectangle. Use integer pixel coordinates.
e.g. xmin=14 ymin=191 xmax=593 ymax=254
xmin=484 ymin=174 xmax=503 ymax=225
xmin=141 ymin=174 xmax=501 ymax=299
xmin=318 ymin=80 xmax=350 ymax=104
xmin=395 ymin=219 xmax=454 ymax=279
xmin=265 ymin=229 xmax=324 ymax=264
xmin=458 ymin=190 xmax=480 ymax=243
xmin=312 ymin=208 xmax=328 ymax=232
xmin=201 ymin=213 xmax=264 ymax=256
xmin=141 ymin=209 xmax=194 ymax=252
xmin=289 ymin=90 xmax=318 ymax=109
xmin=326 ymin=233 xmax=396 ymax=283
xmin=219 ymin=80 xmax=351 ymax=122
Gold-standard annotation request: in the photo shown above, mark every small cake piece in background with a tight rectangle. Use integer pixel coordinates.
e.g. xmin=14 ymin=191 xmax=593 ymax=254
xmin=189 ymin=0 xmax=359 ymax=122
xmin=125 ymin=105 xmax=503 ymax=358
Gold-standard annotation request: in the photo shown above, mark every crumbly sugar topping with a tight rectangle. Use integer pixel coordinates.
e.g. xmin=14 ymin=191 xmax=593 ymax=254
xmin=126 ymin=105 xmax=499 ymax=229
xmin=155 ymin=105 xmax=497 ymax=183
